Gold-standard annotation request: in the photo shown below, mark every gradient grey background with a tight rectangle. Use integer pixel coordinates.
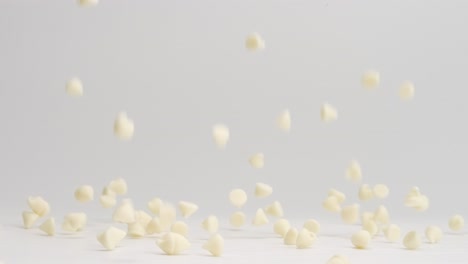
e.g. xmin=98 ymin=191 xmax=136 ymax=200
xmin=0 ymin=0 xmax=467 ymax=223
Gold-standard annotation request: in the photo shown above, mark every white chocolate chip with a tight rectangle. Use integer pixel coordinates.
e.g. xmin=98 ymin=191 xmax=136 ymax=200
xmin=245 ymin=33 xmax=265 ymax=51
xmin=296 ymin=228 xmax=316 ymax=249
xmin=27 ymin=196 xmax=50 ymax=217
xmin=358 ymin=184 xmax=374 ymax=201
xmin=39 ymin=217 xmax=56 ymax=236
xmin=114 ymin=112 xmax=134 ymax=140
xmin=135 ymin=210 xmax=152 ymax=227
xmin=326 ymin=255 xmax=350 ymax=264
xmin=362 ymin=219 xmax=378 ymax=237
xmin=255 ymin=182 xmax=273 ymax=198
xmin=303 ymin=219 xmax=320 ymax=234
xmin=201 ymin=215 xmax=219 ymax=234
xmin=249 ymin=153 xmax=265 ymax=169
xmin=178 ymin=201 xmax=199 ymax=218
xmin=383 ymin=224 xmax=401 ymax=242
xmin=66 ymin=77 xmax=83 ymax=96
xmin=265 ymin=201 xmax=284 ymax=217
xmin=346 ymin=160 xmax=362 ymax=182
xmin=146 ymin=217 xmax=164 ymax=235
xmin=323 ymin=196 xmax=341 ymax=213
xmin=113 ymin=200 xmax=136 ymax=224
xmin=276 ymin=109 xmax=291 ymax=132
xmin=127 ymin=222 xmax=146 ymax=238
xmin=202 ymin=233 xmax=224 ymax=257
xmin=99 ymin=195 xmax=116 ymax=208
xmin=157 ymin=232 xmax=191 ymax=255
xmin=341 ymin=204 xmax=360 ymax=224
xmin=97 ymin=226 xmax=127 ymax=250
xmin=230 ymin=211 xmax=246 ymax=227
xmin=399 ymin=81 xmax=415 ymax=100
xmin=229 ymin=189 xmax=247 ymax=208
xmin=449 ymin=214 xmax=464 ymax=231
xmin=252 ymin=208 xmax=269 ymax=226
xmin=403 ymin=231 xmax=421 ymax=250
xmin=22 ymin=211 xmax=39 ymax=229
xmin=102 ymin=186 xmax=116 ymax=197
xmin=147 ymin=197 xmax=163 ymax=215
xmin=361 ymin=70 xmax=380 ymax=89
xmin=62 ymin=212 xmax=87 ymax=232
xmin=284 ymin=227 xmax=298 ymax=245
xmin=328 ymin=188 xmax=346 ymax=204
xmin=351 ymin=230 xmax=371 ymax=249
xmin=321 ymin=103 xmax=338 ymax=122
xmin=78 ymin=0 xmax=98 ymax=7
xmin=425 ymin=225 xmax=443 ymax=243
xmin=361 ymin=211 xmax=374 ymax=224
xmin=373 ymin=184 xmax=389 ymax=199
xmin=405 ymin=190 xmax=429 ymax=212
xmin=159 ymin=202 xmax=177 ymax=231
xmin=171 ymin=221 xmax=189 ymax=237
xmin=273 ymin=219 xmax=291 ymax=237
xmin=74 ymin=185 xmax=94 ymax=203
xmin=212 ymin=124 xmax=229 ymax=149
xmin=108 ymin=178 xmax=128 ymax=195
xmin=374 ymin=205 xmax=390 ymax=225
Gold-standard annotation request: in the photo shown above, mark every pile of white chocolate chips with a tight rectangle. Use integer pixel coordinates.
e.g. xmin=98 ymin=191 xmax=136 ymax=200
xmin=18 ymin=1 xmax=465 ymax=263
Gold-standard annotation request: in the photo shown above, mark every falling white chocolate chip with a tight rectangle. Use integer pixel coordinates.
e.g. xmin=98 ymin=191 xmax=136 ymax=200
xmin=323 ymin=196 xmax=341 ymax=213
xmin=403 ymin=231 xmax=421 ymax=250
xmin=252 ymin=208 xmax=269 ymax=226
xmin=62 ymin=212 xmax=87 ymax=232
xmin=97 ymin=226 xmax=127 ymax=250
xmin=255 ymin=182 xmax=273 ymax=198
xmin=249 ymin=153 xmax=265 ymax=169
xmin=146 ymin=217 xmax=164 ymax=235
xmin=361 ymin=70 xmax=380 ymax=89
xmin=127 ymin=222 xmax=146 ymax=238
xmin=27 ymin=196 xmax=50 ymax=217
xmin=321 ymin=103 xmax=338 ymax=122
xmin=326 ymin=255 xmax=350 ymax=264
xmin=74 ymin=185 xmax=94 ymax=203
xmin=159 ymin=202 xmax=177 ymax=231
xmin=108 ymin=178 xmax=128 ymax=195
xmin=303 ymin=219 xmax=320 ymax=234
xmin=273 ymin=219 xmax=291 ymax=237
xmin=39 ymin=217 xmax=56 ymax=236
xmin=341 ymin=204 xmax=360 ymax=224
xmin=114 ymin=112 xmax=135 ymax=140
xmin=373 ymin=184 xmax=389 ymax=199
xmin=157 ymin=232 xmax=191 ymax=255
xmin=425 ymin=225 xmax=443 ymax=243
xmin=100 ymin=195 xmax=116 ymax=208
xmin=328 ymin=188 xmax=346 ymax=204
xmin=22 ymin=211 xmax=39 ymax=229
xmin=171 ymin=221 xmax=189 ymax=237
xmin=362 ymin=219 xmax=378 ymax=237
xmin=77 ymin=0 xmax=99 ymax=7
xmin=229 ymin=189 xmax=248 ymax=208
xmin=230 ymin=211 xmax=246 ymax=227
xmin=449 ymin=214 xmax=464 ymax=231
xmin=276 ymin=109 xmax=291 ymax=132
xmin=384 ymin=224 xmax=401 ymax=242
xmin=147 ymin=197 xmax=163 ymax=215
xmin=374 ymin=205 xmax=390 ymax=224
xmin=201 ymin=215 xmax=219 ymax=233
xmin=296 ymin=228 xmax=316 ymax=249
xmin=399 ymin=81 xmax=415 ymax=100
xmin=346 ymin=160 xmax=362 ymax=182
xmin=358 ymin=184 xmax=374 ymax=201
xmin=265 ymin=201 xmax=284 ymax=217
xmin=113 ymin=200 xmax=136 ymax=224
xmin=66 ymin=77 xmax=83 ymax=96
xmin=212 ymin=124 xmax=230 ymax=149
xmin=245 ymin=33 xmax=265 ymax=51
xmin=203 ymin=233 xmax=224 ymax=257
xmin=135 ymin=210 xmax=152 ymax=227
xmin=178 ymin=201 xmax=199 ymax=218
xmin=284 ymin=227 xmax=298 ymax=245
xmin=351 ymin=230 xmax=371 ymax=249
